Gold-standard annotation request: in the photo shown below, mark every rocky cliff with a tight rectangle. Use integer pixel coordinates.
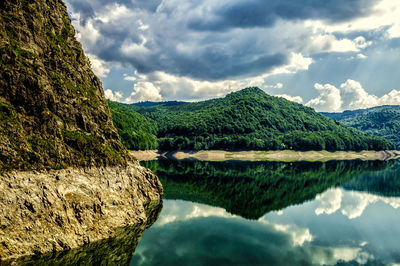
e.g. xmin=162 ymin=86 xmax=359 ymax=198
xmin=0 ymin=164 xmax=162 ymax=261
xmin=12 ymin=201 xmax=163 ymax=265
xmin=0 ymin=0 xmax=162 ymax=261
xmin=0 ymin=0 xmax=127 ymax=170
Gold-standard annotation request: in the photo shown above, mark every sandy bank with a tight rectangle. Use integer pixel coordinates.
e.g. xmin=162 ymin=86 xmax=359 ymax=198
xmin=130 ymin=150 xmax=400 ymax=162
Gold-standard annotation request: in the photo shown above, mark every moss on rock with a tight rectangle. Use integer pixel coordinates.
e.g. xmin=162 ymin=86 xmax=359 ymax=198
xmin=0 ymin=0 xmax=129 ymax=171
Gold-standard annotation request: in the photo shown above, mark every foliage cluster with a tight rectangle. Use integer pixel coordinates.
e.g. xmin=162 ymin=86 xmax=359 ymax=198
xmin=111 ymin=87 xmax=393 ymax=151
xmin=62 ymin=129 xmax=124 ymax=166
xmin=322 ymin=105 xmax=400 ymax=149
xmin=107 ymin=101 xmax=158 ymax=150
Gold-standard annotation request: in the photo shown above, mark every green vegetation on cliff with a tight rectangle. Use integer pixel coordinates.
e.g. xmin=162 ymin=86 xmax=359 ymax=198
xmin=322 ymin=105 xmax=400 ymax=149
xmin=0 ymin=0 xmax=128 ymax=171
xmin=109 ymin=87 xmax=394 ymax=151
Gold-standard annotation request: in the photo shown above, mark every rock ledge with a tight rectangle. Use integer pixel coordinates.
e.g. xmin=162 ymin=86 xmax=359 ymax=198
xmin=0 ymin=162 xmax=162 ymax=261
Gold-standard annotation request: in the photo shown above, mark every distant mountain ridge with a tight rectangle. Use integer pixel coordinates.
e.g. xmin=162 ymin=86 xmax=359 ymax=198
xmin=321 ymin=105 xmax=400 ymax=119
xmin=322 ymin=105 xmax=400 ymax=149
xmin=133 ymin=101 xmax=188 ymax=107
xmin=109 ymin=87 xmax=394 ymax=151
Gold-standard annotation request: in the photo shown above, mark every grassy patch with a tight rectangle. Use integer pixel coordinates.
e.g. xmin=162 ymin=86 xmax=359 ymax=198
xmin=63 ymin=129 xmax=124 ymax=165
xmin=27 ymin=135 xmax=58 ymax=158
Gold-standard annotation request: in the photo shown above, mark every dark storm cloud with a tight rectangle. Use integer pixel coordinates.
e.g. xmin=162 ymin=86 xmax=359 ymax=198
xmin=129 ymin=50 xmax=286 ymax=80
xmin=65 ymin=0 xmax=381 ymax=82
xmin=66 ymin=0 xmax=95 ymax=23
xmin=188 ymin=53 xmax=287 ymax=80
xmin=189 ymin=0 xmax=380 ymax=32
xmin=66 ymin=0 xmax=162 ymax=22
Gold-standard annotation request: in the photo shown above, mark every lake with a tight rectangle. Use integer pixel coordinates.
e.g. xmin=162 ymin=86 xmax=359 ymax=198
xmin=18 ymin=159 xmax=400 ymax=265
xmin=131 ymin=159 xmax=400 ymax=266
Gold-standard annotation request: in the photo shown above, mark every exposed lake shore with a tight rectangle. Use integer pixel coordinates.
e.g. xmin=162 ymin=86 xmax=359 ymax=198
xmin=131 ymin=150 xmax=400 ymax=162
xmin=0 ymin=162 xmax=162 ymax=261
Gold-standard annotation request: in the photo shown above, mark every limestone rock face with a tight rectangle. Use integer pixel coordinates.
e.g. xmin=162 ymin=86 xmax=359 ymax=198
xmin=0 ymin=0 xmax=128 ymax=170
xmin=0 ymin=162 xmax=163 ymax=261
xmin=14 ymin=201 xmax=163 ymax=265
xmin=0 ymin=0 xmax=163 ymax=261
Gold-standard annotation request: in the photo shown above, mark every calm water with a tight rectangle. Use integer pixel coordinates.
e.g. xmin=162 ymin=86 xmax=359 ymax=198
xmin=19 ymin=159 xmax=400 ymax=265
xmin=131 ymin=159 xmax=400 ymax=266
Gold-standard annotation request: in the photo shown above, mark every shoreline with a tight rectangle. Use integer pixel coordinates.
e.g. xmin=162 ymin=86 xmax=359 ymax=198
xmin=130 ymin=150 xmax=400 ymax=162
xmin=0 ymin=162 xmax=162 ymax=261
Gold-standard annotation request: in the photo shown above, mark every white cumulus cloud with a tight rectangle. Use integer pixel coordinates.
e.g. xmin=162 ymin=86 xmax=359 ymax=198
xmin=357 ymin=53 xmax=367 ymax=59
xmin=340 ymin=80 xmax=379 ymax=110
xmin=305 ymin=79 xmax=400 ymax=112
xmin=271 ymin=53 xmax=313 ymax=75
xmin=306 ymin=83 xmax=342 ymax=112
xmin=121 ymin=71 xmax=286 ymax=103
xmin=264 ymin=82 xmax=283 ymax=89
xmin=86 ymin=53 xmax=110 ymax=78
xmin=124 ymin=82 xmax=163 ymax=103
xmin=104 ymin=89 xmax=123 ymax=101
xmin=314 ymin=188 xmax=400 ymax=220
xmin=275 ymin=94 xmax=303 ymax=104
xmin=273 ymin=224 xmax=313 ymax=246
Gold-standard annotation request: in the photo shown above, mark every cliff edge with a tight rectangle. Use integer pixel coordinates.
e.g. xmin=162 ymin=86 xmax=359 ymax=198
xmin=0 ymin=0 xmax=126 ymax=170
xmin=0 ymin=0 xmax=162 ymax=261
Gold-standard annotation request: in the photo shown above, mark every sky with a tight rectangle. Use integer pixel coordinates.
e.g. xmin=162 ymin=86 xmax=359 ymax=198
xmin=64 ymin=0 xmax=400 ymax=112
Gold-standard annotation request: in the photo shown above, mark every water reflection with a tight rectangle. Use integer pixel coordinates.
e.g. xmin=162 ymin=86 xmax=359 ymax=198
xmin=315 ymin=187 xmax=400 ymax=219
xmin=344 ymin=161 xmax=400 ymax=197
xmin=131 ymin=159 xmax=400 ymax=265
xmin=11 ymin=160 xmax=400 ymax=265
xmin=132 ymin=197 xmax=400 ymax=265
xmin=10 ymin=201 xmax=162 ymax=266
xmin=142 ymin=160 xmax=392 ymax=219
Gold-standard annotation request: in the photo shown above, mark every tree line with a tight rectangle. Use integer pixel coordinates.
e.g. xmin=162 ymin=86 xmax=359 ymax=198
xmin=108 ymin=87 xmax=394 ymax=151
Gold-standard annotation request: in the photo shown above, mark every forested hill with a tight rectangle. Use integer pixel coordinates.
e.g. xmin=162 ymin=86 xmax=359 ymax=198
xmin=108 ymin=100 xmax=158 ymax=150
xmin=322 ymin=105 xmax=400 ymax=149
xmin=133 ymin=101 xmax=188 ymax=107
xmin=109 ymin=87 xmax=394 ymax=151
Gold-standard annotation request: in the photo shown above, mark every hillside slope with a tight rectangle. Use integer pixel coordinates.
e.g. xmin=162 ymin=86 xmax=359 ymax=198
xmin=322 ymin=105 xmax=400 ymax=149
xmin=127 ymin=87 xmax=393 ymax=151
xmin=0 ymin=0 xmax=127 ymax=171
xmin=108 ymin=100 xmax=158 ymax=150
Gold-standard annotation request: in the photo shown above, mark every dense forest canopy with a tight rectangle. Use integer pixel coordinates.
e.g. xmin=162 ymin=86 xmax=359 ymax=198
xmin=322 ymin=105 xmax=400 ymax=149
xmin=108 ymin=87 xmax=394 ymax=151
xmin=107 ymin=101 xmax=158 ymax=150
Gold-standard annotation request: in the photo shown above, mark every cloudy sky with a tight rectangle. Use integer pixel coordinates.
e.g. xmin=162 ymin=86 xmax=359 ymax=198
xmin=65 ymin=0 xmax=400 ymax=112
